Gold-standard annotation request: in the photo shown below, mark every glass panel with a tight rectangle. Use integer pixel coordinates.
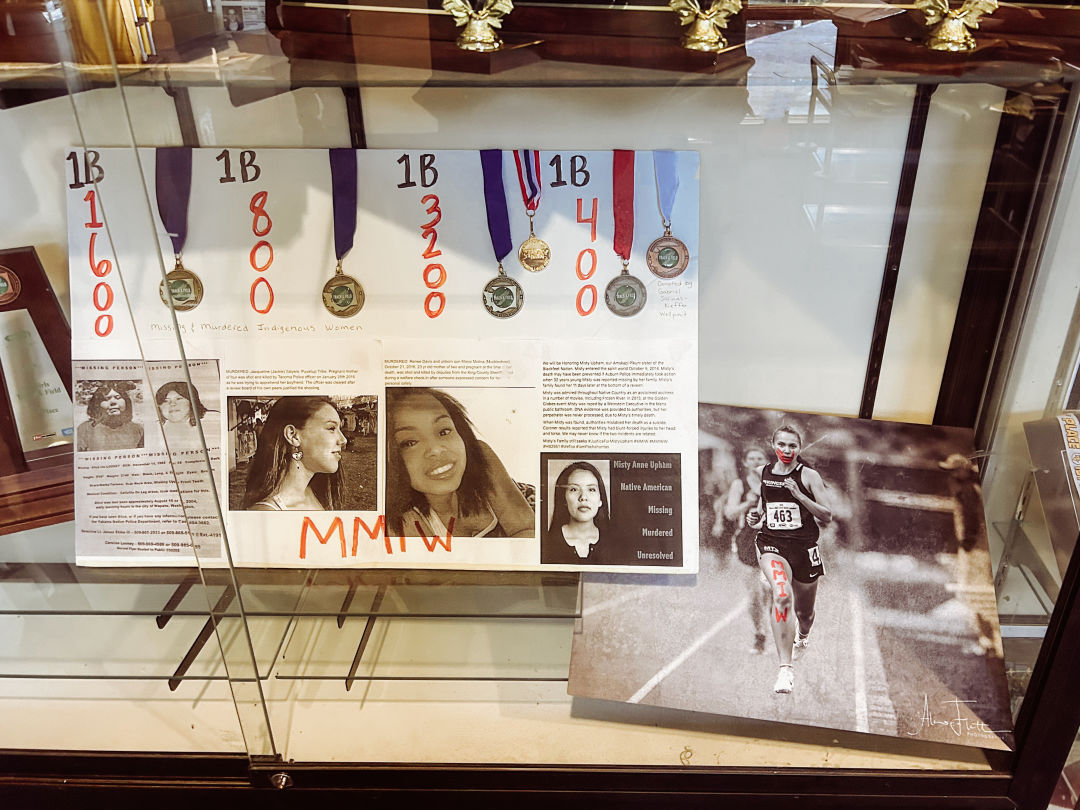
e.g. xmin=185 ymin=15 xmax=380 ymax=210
xmin=982 ymin=86 xmax=1080 ymax=722
xmin=4 ymin=0 xmax=1080 ymax=779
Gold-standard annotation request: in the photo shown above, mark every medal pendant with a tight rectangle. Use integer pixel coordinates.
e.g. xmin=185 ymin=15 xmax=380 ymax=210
xmin=322 ymin=262 xmax=365 ymax=317
xmin=646 ymin=229 xmax=689 ymax=279
xmin=482 ymin=265 xmax=524 ymax=318
xmin=159 ymin=256 xmax=204 ymax=311
xmin=605 ymin=263 xmax=646 ymax=317
xmin=518 ymin=217 xmax=550 ymax=272
xmin=0 ymin=265 xmax=22 ymax=306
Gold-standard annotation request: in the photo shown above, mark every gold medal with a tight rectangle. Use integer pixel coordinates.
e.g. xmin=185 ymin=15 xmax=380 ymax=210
xmin=518 ymin=215 xmax=550 ymax=272
xmin=322 ymin=260 xmax=365 ymax=318
xmin=159 ymin=255 xmax=204 ymax=311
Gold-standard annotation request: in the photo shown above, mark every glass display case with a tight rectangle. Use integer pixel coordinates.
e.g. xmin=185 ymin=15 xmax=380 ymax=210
xmin=2 ymin=0 xmax=1080 ymax=806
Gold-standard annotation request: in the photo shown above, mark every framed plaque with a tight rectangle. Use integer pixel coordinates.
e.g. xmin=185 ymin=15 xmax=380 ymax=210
xmin=0 ymin=246 xmax=74 ymax=534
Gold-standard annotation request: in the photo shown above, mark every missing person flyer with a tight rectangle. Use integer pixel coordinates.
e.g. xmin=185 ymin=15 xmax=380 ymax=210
xmin=66 ymin=147 xmax=699 ymax=572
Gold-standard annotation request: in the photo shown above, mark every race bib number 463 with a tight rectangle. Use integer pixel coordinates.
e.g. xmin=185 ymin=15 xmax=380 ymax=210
xmin=766 ymin=501 xmax=802 ymax=531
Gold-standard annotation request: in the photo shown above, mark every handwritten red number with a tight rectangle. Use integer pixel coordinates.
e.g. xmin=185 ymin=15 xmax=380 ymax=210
xmin=576 ymin=285 xmax=597 ymax=317
xmin=424 ymin=292 xmax=445 ymax=319
xmin=92 ymin=282 xmax=114 ymax=311
xmin=423 ymin=263 xmax=446 ymax=289
xmin=88 ymin=233 xmax=111 ymax=277
xmin=248 ymin=191 xmax=273 ymax=313
xmin=250 ymin=191 xmax=272 ymax=236
xmin=577 ymin=197 xmax=598 ymax=243
xmin=575 ymin=248 xmax=596 ymax=281
xmin=250 ymin=277 xmax=274 ymax=314
xmin=421 ymin=230 xmax=442 ymax=259
xmin=85 ymin=191 xmax=112 ymax=337
xmin=83 ymin=190 xmax=103 ymax=229
xmin=249 ymin=240 xmax=273 ymax=272
xmin=419 ymin=195 xmax=445 ymax=316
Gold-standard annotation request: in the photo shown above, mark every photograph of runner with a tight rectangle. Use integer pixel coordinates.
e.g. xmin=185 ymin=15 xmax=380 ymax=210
xmin=568 ymin=403 xmax=1013 ymax=749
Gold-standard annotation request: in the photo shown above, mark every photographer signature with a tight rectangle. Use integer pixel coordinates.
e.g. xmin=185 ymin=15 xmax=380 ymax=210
xmin=906 ymin=695 xmax=1006 ymax=738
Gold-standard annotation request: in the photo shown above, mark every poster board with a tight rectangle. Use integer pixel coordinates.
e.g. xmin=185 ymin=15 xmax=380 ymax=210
xmin=66 ymin=147 xmax=699 ymax=572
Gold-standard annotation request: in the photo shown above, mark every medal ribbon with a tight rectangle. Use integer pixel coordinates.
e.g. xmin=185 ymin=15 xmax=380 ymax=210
xmin=481 ymin=149 xmax=512 ymax=264
xmin=653 ymin=150 xmax=679 ymax=228
xmin=512 ymin=149 xmax=542 ymax=213
xmin=329 ymin=148 xmax=358 ymax=262
xmin=155 ymin=147 xmax=193 ymax=256
xmin=612 ymin=149 xmax=635 ymax=262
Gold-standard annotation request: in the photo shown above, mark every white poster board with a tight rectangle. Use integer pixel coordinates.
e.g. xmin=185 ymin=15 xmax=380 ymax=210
xmin=67 ymin=147 xmax=699 ymax=571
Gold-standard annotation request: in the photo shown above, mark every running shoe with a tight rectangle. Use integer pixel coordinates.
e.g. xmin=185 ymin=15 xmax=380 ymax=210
xmin=792 ymin=629 xmax=810 ymax=660
xmin=773 ymin=665 xmax=794 ymax=694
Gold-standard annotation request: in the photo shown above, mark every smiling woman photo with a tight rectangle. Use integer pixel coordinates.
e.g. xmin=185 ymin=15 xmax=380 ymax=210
xmin=154 ymin=380 xmax=213 ymax=449
xmin=241 ymin=396 xmax=346 ymax=511
xmin=385 ymin=387 xmax=534 ymax=538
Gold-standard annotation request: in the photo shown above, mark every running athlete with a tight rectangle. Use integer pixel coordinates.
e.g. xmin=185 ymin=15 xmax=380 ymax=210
xmin=746 ymin=425 xmax=832 ymax=694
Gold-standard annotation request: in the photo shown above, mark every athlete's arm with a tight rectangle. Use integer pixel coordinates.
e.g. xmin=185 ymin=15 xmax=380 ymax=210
xmin=784 ymin=468 xmax=832 ymax=524
xmin=746 ymin=466 xmax=767 ymax=527
xmin=723 ymin=479 xmax=747 ymax=521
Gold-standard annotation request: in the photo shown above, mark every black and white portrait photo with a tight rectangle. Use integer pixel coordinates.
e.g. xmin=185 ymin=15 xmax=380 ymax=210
xmin=75 ymin=379 xmax=146 ymax=452
xmin=227 ymin=394 xmax=377 ymax=512
xmin=568 ymin=403 xmax=1013 ymax=749
xmin=540 ymin=453 xmax=682 ymax=567
xmin=384 ymin=386 xmax=536 ymax=539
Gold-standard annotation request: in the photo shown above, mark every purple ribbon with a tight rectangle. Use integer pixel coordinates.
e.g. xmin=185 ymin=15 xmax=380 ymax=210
xmin=155 ymin=148 xmax=192 ymax=256
xmin=329 ymin=148 xmax=358 ymax=262
xmin=480 ymin=149 xmax=512 ymax=263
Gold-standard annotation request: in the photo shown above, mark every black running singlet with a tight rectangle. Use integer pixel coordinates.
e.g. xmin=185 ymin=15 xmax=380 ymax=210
xmin=758 ymin=462 xmax=819 ymax=544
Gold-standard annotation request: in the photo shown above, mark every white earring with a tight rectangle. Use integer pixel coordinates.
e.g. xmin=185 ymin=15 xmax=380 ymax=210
xmin=291 ymin=446 xmax=303 ymax=461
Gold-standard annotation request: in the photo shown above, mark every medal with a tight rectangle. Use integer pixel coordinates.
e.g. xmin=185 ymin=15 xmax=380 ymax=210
xmin=323 ymin=148 xmax=364 ymax=317
xmin=160 ymin=257 xmax=203 ymax=312
xmin=482 ymin=267 xmax=524 ymax=318
xmin=155 ymin=148 xmax=204 ymax=311
xmin=646 ymin=150 xmax=689 ymax=279
xmin=0 ymin=265 xmax=22 ymax=306
xmin=322 ymin=261 xmax=365 ymax=318
xmin=513 ymin=150 xmax=550 ymax=272
xmin=607 ymin=149 xmax=646 ymax=317
xmin=480 ymin=149 xmax=524 ymax=318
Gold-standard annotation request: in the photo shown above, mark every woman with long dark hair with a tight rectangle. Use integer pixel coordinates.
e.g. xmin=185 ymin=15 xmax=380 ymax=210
xmin=542 ymin=461 xmax=610 ymax=564
xmin=386 ymin=387 xmax=534 ymax=538
xmin=746 ymin=424 xmax=832 ymax=694
xmin=241 ymin=396 xmax=346 ymax=511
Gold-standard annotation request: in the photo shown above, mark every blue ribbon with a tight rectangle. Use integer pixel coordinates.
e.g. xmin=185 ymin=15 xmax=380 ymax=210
xmin=329 ymin=149 xmax=358 ymax=262
xmin=481 ymin=149 xmax=512 ymax=264
xmin=653 ymin=150 xmax=679 ymax=228
xmin=155 ymin=147 xmax=192 ymax=256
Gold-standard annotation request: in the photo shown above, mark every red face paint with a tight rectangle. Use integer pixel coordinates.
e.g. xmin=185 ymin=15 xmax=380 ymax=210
xmin=776 ymin=447 xmax=796 ymax=464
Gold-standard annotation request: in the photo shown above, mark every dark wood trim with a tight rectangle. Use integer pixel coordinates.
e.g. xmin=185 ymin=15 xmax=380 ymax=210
xmin=342 ymin=85 xmax=367 ymax=149
xmin=859 ymin=83 xmax=935 ymax=420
